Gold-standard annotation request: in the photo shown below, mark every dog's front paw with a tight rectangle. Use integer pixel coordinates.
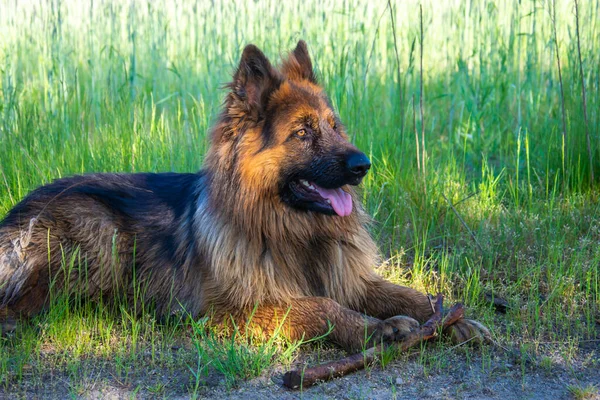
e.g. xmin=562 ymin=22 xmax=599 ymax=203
xmin=372 ymin=315 xmax=420 ymax=344
xmin=444 ymin=318 xmax=491 ymax=345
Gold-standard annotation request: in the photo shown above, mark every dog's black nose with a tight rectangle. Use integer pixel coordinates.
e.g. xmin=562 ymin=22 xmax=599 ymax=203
xmin=346 ymin=152 xmax=371 ymax=177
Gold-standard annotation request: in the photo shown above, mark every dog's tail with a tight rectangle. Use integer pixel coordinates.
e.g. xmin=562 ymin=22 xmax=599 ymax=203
xmin=0 ymin=218 xmax=37 ymax=308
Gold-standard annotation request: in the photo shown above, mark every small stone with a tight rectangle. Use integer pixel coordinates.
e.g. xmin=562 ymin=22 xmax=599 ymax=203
xmin=395 ymin=377 xmax=404 ymax=385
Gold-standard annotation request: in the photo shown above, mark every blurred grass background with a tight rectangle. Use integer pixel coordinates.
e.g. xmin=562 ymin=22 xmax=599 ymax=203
xmin=0 ymin=0 xmax=599 ymax=396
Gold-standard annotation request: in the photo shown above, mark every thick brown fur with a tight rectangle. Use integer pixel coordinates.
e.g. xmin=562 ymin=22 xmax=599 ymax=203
xmin=0 ymin=41 xmax=489 ymax=350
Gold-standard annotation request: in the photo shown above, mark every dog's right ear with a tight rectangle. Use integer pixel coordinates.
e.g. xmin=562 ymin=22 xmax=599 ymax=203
xmin=230 ymin=45 xmax=281 ymax=120
xmin=281 ymin=40 xmax=317 ymax=84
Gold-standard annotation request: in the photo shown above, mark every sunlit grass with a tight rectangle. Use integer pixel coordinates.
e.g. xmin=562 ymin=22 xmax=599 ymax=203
xmin=0 ymin=0 xmax=599 ymax=396
xmin=568 ymin=383 xmax=599 ymax=400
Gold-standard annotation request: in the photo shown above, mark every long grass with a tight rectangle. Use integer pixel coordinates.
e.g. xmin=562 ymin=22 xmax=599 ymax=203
xmin=0 ymin=0 xmax=599 ymax=397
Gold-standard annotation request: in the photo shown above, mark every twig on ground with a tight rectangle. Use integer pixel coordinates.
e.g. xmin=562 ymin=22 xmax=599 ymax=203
xmin=282 ymin=294 xmax=465 ymax=390
xmin=443 ymin=336 xmax=478 ymax=352
xmin=441 ymin=192 xmax=485 ymax=255
xmin=452 ymin=191 xmax=480 ymax=208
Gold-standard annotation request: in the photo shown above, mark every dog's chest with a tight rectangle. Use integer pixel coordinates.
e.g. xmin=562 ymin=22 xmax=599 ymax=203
xmin=299 ymin=239 xmax=348 ymax=297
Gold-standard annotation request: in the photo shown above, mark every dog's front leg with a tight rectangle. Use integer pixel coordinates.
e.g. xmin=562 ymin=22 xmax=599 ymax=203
xmin=355 ymin=278 xmax=491 ymax=344
xmin=216 ymin=297 xmax=419 ymax=352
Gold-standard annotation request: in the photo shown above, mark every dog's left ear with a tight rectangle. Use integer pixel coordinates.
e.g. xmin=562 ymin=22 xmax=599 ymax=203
xmin=281 ymin=40 xmax=317 ymax=83
xmin=230 ymin=44 xmax=282 ymax=120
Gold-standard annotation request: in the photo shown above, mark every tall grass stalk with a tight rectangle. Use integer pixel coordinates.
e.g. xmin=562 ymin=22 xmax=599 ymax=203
xmin=573 ymin=0 xmax=593 ymax=183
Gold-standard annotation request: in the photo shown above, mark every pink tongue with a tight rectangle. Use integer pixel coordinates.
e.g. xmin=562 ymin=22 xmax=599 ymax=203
xmin=314 ymin=184 xmax=353 ymax=217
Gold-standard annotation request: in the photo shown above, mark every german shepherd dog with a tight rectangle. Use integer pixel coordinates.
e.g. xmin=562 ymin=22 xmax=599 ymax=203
xmin=0 ymin=41 xmax=489 ymax=350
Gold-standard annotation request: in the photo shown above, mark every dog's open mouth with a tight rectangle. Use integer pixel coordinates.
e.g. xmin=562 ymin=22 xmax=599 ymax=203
xmin=288 ymin=179 xmax=352 ymax=217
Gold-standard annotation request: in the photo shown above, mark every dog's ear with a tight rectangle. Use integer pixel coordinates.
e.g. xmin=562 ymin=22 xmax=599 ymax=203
xmin=230 ymin=44 xmax=281 ymax=119
xmin=281 ymin=40 xmax=317 ymax=83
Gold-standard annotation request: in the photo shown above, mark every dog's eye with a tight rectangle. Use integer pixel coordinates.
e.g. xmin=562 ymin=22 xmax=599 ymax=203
xmin=296 ymin=129 xmax=307 ymax=138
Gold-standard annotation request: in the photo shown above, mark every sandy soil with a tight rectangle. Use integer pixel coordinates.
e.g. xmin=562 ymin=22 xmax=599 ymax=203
xmin=4 ymin=343 xmax=596 ymax=400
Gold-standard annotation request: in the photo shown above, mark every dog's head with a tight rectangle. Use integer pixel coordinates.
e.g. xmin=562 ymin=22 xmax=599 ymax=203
xmin=208 ymin=41 xmax=370 ymax=218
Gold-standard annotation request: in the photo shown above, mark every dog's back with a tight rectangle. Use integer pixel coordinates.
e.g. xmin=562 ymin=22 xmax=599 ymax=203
xmin=0 ymin=172 xmax=205 ymax=321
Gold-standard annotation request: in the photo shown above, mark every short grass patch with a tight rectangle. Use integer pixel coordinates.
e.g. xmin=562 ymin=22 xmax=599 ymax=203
xmin=568 ymin=384 xmax=599 ymax=400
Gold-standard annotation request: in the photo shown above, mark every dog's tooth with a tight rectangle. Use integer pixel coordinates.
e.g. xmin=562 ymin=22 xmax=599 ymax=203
xmin=326 ymin=199 xmax=331 ymax=204
xmin=301 ymin=180 xmax=310 ymax=187
xmin=308 ymin=184 xmax=315 ymax=190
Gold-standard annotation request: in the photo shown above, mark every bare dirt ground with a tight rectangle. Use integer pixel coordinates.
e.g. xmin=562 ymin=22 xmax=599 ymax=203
xmin=3 ymin=342 xmax=597 ymax=399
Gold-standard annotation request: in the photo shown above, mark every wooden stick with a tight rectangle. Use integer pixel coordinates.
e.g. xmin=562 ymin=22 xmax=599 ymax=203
xmin=282 ymin=295 xmax=465 ymax=390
